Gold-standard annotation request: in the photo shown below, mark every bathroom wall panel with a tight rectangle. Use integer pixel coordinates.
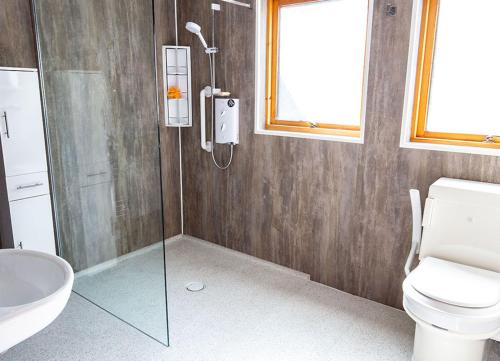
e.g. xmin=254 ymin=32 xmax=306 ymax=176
xmin=0 ymin=143 xmax=13 ymax=249
xmin=0 ymin=0 xmax=37 ymax=68
xmin=35 ymin=0 xmax=164 ymax=271
xmin=155 ymin=0 xmax=182 ymax=238
xmin=179 ymin=0 xmax=500 ymax=309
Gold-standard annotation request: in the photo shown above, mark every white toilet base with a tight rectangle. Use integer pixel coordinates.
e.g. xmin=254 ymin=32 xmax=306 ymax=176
xmin=412 ymin=323 xmax=487 ymax=361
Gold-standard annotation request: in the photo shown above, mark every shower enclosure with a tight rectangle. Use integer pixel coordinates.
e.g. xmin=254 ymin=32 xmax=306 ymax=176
xmin=32 ymin=0 xmax=169 ymax=345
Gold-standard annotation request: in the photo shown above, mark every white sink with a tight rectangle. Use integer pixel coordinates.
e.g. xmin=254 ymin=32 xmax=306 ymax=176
xmin=0 ymin=249 xmax=74 ymax=353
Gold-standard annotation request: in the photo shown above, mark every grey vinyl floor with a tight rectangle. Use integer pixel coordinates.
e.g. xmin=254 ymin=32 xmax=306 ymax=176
xmin=3 ymin=236 xmax=499 ymax=361
xmin=72 ymin=243 xmax=169 ymax=345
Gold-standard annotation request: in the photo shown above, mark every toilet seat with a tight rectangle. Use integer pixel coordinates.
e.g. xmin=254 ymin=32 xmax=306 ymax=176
xmin=410 ymin=257 xmax=500 ymax=308
xmin=403 ymin=257 xmax=500 ymax=337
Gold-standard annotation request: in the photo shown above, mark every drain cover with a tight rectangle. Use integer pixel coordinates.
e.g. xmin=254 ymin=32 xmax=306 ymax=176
xmin=185 ymin=281 xmax=205 ymax=292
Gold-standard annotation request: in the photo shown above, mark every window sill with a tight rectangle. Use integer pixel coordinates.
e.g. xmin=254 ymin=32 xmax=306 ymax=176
xmin=255 ymin=126 xmax=364 ymax=144
xmin=400 ymin=139 xmax=500 ymax=157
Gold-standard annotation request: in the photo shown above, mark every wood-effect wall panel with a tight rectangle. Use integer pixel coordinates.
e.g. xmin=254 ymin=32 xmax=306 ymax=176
xmin=0 ymin=139 xmax=13 ymax=249
xmin=155 ymin=0 xmax=182 ymax=238
xmin=0 ymin=0 xmax=37 ymax=68
xmin=179 ymin=0 xmax=500 ymax=309
xmin=34 ymin=0 xmax=164 ymax=270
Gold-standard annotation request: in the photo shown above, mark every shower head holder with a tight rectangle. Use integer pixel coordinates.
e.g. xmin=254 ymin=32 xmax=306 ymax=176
xmin=205 ymin=47 xmax=219 ymax=54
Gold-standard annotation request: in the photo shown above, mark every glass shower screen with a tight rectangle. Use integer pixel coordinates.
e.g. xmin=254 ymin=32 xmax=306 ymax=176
xmin=32 ymin=0 xmax=169 ymax=345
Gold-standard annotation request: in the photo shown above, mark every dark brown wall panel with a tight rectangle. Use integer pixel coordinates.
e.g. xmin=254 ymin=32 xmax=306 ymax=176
xmin=0 ymin=139 xmax=13 ymax=249
xmin=179 ymin=0 xmax=500 ymax=309
xmin=34 ymin=0 xmax=165 ymax=270
xmin=155 ymin=0 xmax=182 ymax=238
xmin=0 ymin=0 xmax=37 ymax=68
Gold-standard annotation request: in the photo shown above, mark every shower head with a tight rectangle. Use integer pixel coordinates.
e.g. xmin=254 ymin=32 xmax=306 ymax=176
xmin=185 ymin=22 xmax=208 ymax=49
xmin=185 ymin=21 xmax=201 ymax=34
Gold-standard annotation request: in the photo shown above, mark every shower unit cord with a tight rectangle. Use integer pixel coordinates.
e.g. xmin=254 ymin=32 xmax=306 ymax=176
xmin=208 ymin=53 xmax=234 ymax=170
xmin=208 ymin=6 xmax=233 ymax=170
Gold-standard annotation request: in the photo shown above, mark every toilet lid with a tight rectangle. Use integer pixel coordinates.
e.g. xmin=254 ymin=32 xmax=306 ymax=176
xmin=410 ymin=257 xmax=500 ymax=308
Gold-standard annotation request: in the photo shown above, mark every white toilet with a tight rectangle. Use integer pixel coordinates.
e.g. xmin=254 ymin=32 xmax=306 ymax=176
xmin=403 ymin=178 xmax=500 ymax=361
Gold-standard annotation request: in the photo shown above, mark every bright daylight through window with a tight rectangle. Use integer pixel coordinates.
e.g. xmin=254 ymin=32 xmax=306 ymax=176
xmin=410 ymin=0 xmax=500 ymax=149
xmin=265 ymin=0 xmax=370 ymax=138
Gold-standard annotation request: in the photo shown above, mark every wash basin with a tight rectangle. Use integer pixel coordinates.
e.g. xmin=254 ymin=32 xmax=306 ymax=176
xmin=0 ymin=249 xmax=73 ymax=353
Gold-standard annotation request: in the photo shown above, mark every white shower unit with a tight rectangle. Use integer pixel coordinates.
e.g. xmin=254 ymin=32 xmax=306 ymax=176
xmin=0 ymin=68 xmax=56 ymax=254
xmin=215 ymin=97 xmax=239 ymax=145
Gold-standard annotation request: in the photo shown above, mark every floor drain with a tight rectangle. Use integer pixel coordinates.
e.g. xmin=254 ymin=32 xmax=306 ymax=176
xmin=185 ymin=281 xmax=205 ymax=292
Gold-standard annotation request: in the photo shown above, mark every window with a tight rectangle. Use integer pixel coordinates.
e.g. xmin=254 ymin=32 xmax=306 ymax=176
xmin=264 ymin=0 xmax=371 ymax=139
xmin=411 ymin=0 xmax=500 ymax=149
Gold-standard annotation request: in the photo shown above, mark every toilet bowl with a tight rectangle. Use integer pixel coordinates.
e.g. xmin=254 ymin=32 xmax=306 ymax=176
xmin=404 ymin=178 xmax=500 ymax=361
xmin=403 ymin=257 xmax=500 ymax=361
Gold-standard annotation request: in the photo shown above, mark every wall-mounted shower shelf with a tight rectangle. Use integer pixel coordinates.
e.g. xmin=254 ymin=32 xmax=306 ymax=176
xmin=162 ymin=46 xmax=192 ymax=127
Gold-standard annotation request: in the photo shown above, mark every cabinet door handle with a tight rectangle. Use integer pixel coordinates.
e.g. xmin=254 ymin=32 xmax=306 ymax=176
xmin=2 ymin=111 xmax=10 ymax=139
xmin=16 ymin=182 xmax=43 ymax=190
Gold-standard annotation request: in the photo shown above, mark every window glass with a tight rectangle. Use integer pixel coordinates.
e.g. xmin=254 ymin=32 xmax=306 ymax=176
xmin=426 ymin=0 xmax=500 ymax=135
xmin=275 ymin=0 xmax=369 ymax=126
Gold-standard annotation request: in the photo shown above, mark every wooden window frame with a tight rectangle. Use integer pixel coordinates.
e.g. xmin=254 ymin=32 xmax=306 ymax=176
xmin=411 ymin=0 xmax=500 ymax=149
xmin=264 ymin=0 xmax=369 ymax=138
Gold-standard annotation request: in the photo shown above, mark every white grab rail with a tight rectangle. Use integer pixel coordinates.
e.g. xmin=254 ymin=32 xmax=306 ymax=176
xmin=200 ymin=86 xmax=212 ymax=152
xmin=405 ymin=189 xmax=423 ymax=276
